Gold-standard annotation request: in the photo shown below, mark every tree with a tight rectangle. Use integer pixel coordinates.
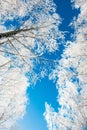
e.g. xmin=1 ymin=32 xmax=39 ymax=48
xmin=44 ymin=42 xmax=87 ymax=130
xmin=0 ymin=68 xmax=28 ymax=130
xmin=0 ymin=0 xmax=63 ymax=129
xmin=44 ymin=0 xmax=87 ymax=130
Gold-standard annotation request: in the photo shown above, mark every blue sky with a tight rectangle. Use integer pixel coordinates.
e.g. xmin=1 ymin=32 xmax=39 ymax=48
xmin=19 ymin=77 xmax=58 ymax=130
xmin=19 ymin=0 xmax=80 ymax=130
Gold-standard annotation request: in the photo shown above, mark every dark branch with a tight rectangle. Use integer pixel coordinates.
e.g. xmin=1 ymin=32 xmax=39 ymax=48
xmin=0 ymin=28 xmax=34 ymax=39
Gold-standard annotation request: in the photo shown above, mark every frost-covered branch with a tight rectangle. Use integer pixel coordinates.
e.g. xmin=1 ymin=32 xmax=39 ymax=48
xmin=0 ymin=0 xmax=63 ymax=129
xmin=44 ymin=0 xmax=87 ymax=130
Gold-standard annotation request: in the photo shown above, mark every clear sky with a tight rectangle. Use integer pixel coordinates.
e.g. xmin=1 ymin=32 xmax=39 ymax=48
xmin=19 ymin=0 xmax=79 ymax=130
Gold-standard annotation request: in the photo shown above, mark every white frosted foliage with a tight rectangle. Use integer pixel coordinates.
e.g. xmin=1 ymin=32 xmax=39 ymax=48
xmin=0 ymin=0 xmax=63 ymax=129
xmin=44 ymin=0 xmax=87 ymax=130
